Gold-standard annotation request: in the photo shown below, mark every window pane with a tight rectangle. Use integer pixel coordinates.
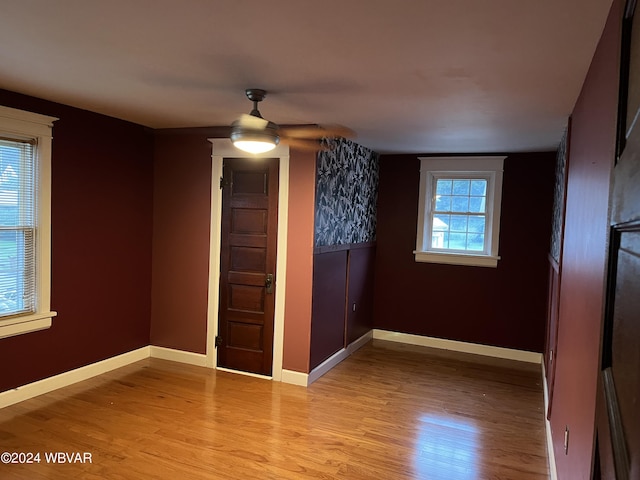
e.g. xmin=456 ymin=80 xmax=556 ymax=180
xmin=431 ymin=231 xmax=446 ymax=249
xmin=434 ymin=195 xmax=451 ymax=212
xmin=432 ymin=214 xmax=449 ymax=232
xmin=431 ymin=215 xmax=449 ymax=249
xmin=467 ymin=234 xmax=485 ymax=251
xmin=0 ymin=231 xmax=18 ymax=315
xmin=450 ymin=216 xmax=468 ymax=232
xmin=469 ymin=196 xmax=485 ymax=213
xmin=449 ymin=233 xmax=467 ymax=250
xmin=468 ymin=215 xmax=485 ymax=233
xmin=0 ymin=145 xmax=20 ymax=227
xmin=436 ymin=179 xmax=452 ymax=195
xmin=452 ymin=180 xmax=470 ymax=195
xmin=0 ymin=230 xmax=28 ymax=315
xmin=451 ymin=196 xmax=469 ymax=212
xmin=470 ymin=180 xmax=487 ymax=196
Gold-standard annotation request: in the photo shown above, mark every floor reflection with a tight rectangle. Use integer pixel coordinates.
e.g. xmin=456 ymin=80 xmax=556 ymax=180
xmin=414 ymin=414 xmax=479 ymax=479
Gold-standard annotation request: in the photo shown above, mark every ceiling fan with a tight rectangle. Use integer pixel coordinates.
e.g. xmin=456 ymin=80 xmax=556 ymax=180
xmin=230 ymin=88 xmax=354 ymax=154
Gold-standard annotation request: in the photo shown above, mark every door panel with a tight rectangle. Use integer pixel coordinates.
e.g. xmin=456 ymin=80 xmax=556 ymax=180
xmin=596 ymin=226 xmax=640 ymax=479
xmin=346 ymin=246 xmax=376 ymax=345
xmin=217 ymin=157 xmax=278 ymax=376
xmin=594 ymin=3 xmax=640 ymax=478
xmin=545 ymin=260 xmax=560 ymax=420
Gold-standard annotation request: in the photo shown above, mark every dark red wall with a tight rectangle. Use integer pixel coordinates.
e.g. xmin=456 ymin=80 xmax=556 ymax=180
xmin=0 ymin=90 xmax=154 ymax=391
xmin=310 ymin=250 xmax=347 ymax=368
xmin=310 ymin=244 xmax=376 ymax=370
xmin=346 ymin=246 xmax=376 ymax=345
xmin=550 ymin=1 xmax=621 ymax=477
xmin=373 ymin=152 xmax=555 ymax=352
xmin=150 ymin=132 xmax=214 ymax=353
xmin=150 ymin=134 xmax=321 ymax=372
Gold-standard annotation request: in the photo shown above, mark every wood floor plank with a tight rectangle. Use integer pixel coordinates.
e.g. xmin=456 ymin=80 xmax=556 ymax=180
xmin=0 ymin=339 xmax=549 ymax=479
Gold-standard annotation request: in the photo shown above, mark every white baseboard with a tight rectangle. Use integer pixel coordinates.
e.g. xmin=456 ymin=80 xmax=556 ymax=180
xmin=0 ymin=346 xmax=150 ymax=409
xmin=372 ymin=329 xmax=543 ymax=364
xmin=308 ymin=330 xmax=374 ymax=386
xmin=281 ymin=369 xmax=309 ymax=387
xmin=347 ymin=330 xmax=373 ymax=355
xmin=308 ymin=348 xmax=349 ymax=386
xmin=542 ymin=362 xmax=558 ymax=480
xmin=150 ymin=345 xmax=207 ymax=367
xmin=0 ymin=345 xmax=212 ymax=409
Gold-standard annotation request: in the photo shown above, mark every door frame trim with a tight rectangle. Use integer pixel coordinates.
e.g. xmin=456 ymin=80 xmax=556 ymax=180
xmin=206 ymin=139 xmax=289 ymax=381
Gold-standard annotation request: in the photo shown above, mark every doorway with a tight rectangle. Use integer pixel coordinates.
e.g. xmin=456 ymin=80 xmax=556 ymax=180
xmin=593 ymin=0 xmax=640 ymax=477
xmin=206 ymin=139 xmax=290 ymax=380
xmin=217 ymin=157 xmax=279 ymax=375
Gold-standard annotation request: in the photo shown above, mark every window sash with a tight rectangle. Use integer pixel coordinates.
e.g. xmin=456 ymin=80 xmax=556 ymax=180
xmin=425 ymin=173 xmax=494 ymax=256
xmin=430 ymin=213 xmax=487 ymax=252
xmin=0 ymin=105 xmax=56 ymax=339
xmin=0 ymin=138 xmax=37 ymax=319
xmin=415 ymin=156 xmax=505 ymax=268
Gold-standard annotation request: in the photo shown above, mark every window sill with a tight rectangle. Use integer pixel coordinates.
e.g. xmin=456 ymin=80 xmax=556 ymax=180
xmin=414 ymin=251 xmax=500 ymax=268
xmin=0 ymin=311 xmax=57 ymax=340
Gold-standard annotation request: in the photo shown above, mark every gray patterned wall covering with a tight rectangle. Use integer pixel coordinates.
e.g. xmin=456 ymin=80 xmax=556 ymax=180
xmin=550 ymin=127 xmax=568 ymax=262
xmin=314 ymin=138 xmax=379 ymax=247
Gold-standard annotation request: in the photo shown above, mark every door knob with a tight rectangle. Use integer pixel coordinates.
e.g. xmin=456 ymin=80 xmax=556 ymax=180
xmin=265 ymin=273 xmax=274 ymax=294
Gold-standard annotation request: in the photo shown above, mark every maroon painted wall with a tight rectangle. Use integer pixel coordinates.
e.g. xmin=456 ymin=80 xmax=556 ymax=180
xmin=374 ymin=152 xmax=555 ymax=352
xmin=310 ymin=250 xmax=347 ymax=369
xmin=150 ymin=132 xmax=214 ymax=353
xmin=346 ymin=246 xmax=376 ymax=345
xmin=549 ymin=1 xmax=621 ymax=477
xmin=310 ymin=244 xmax=376 ymax=370
xmin=0 ymin=89 xmax=154 ymax=391
xmin=150 ymin=135 xmax=321 ymax=371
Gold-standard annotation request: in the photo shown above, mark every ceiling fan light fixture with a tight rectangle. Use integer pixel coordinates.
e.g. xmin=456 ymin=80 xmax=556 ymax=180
xmin=231 ymin=126 xmax=280 ymax=154
xmin=229 ymin=88 xmax=281 ymax=154
xmin=233 ymin=138 xmax=278 ymax=154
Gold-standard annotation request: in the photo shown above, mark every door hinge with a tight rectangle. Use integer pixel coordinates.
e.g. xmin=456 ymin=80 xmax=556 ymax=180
xmin=215 ymin=335 xmax=223 ymax=348
xmin=220 ymin=176 xmax=232 ymax=189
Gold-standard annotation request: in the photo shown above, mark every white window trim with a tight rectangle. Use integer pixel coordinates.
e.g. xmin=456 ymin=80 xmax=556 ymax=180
xmin=0 ymin=105 xmax=57 ymax=339
xmin=415 ymin=156 xmax=505 ymax=268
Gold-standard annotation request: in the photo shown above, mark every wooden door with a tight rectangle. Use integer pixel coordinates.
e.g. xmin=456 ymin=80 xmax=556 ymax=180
xmin=594 ymin=2 xmax=640 ymax=478
xmin=217 ymin=157 xmax=279 ymax=376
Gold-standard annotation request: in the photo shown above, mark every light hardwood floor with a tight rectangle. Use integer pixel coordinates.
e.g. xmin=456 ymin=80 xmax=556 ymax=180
xmin=0 ymin=339 xmax=549 ymax=479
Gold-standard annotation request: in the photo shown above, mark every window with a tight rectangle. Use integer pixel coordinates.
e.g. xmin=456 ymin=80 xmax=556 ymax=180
xmin=415 ymin=156 xmax=505 ymax=267
xmin=0 ymin=105 xmax=57 ymax=339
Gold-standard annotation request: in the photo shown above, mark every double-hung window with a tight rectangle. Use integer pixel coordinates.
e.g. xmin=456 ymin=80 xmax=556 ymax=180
xmin=0 ymin=105 xmax=57 ymax=339
xmin=415 ymin=156 xmax=505 ymax=267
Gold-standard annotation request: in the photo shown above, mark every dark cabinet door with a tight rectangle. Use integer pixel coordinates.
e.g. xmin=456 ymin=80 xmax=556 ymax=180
xmin=594 ymin=2 xmax=640 ymax=478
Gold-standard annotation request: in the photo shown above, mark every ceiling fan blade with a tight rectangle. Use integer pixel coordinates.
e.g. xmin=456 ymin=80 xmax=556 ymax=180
xmin=230 ymin=89 xmax=352 ymax=152
xmin=279 ymin=124 xmax=355 ymax=140
xmin=280 ymin=137 xmax=330 ymax=151
xmin=236 ymin=113 xmax=269 ymax=130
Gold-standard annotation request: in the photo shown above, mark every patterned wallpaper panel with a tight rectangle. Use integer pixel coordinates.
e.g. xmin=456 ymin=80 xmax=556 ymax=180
xmin=550 ymin=127 xmax=569 ymax=262
xmin=315 ymin=139 xmax=379 ymax=247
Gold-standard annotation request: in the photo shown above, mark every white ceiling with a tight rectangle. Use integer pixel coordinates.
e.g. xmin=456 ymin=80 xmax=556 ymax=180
xmin=0 ymin=0 xmax=613 ymax=154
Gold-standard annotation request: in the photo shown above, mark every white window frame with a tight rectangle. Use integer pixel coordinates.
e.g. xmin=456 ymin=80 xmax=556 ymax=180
xmin=0 ymin=105 xmax=57 ymax=339
xmin=415 ymin=156 xmax=505 ymax=268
